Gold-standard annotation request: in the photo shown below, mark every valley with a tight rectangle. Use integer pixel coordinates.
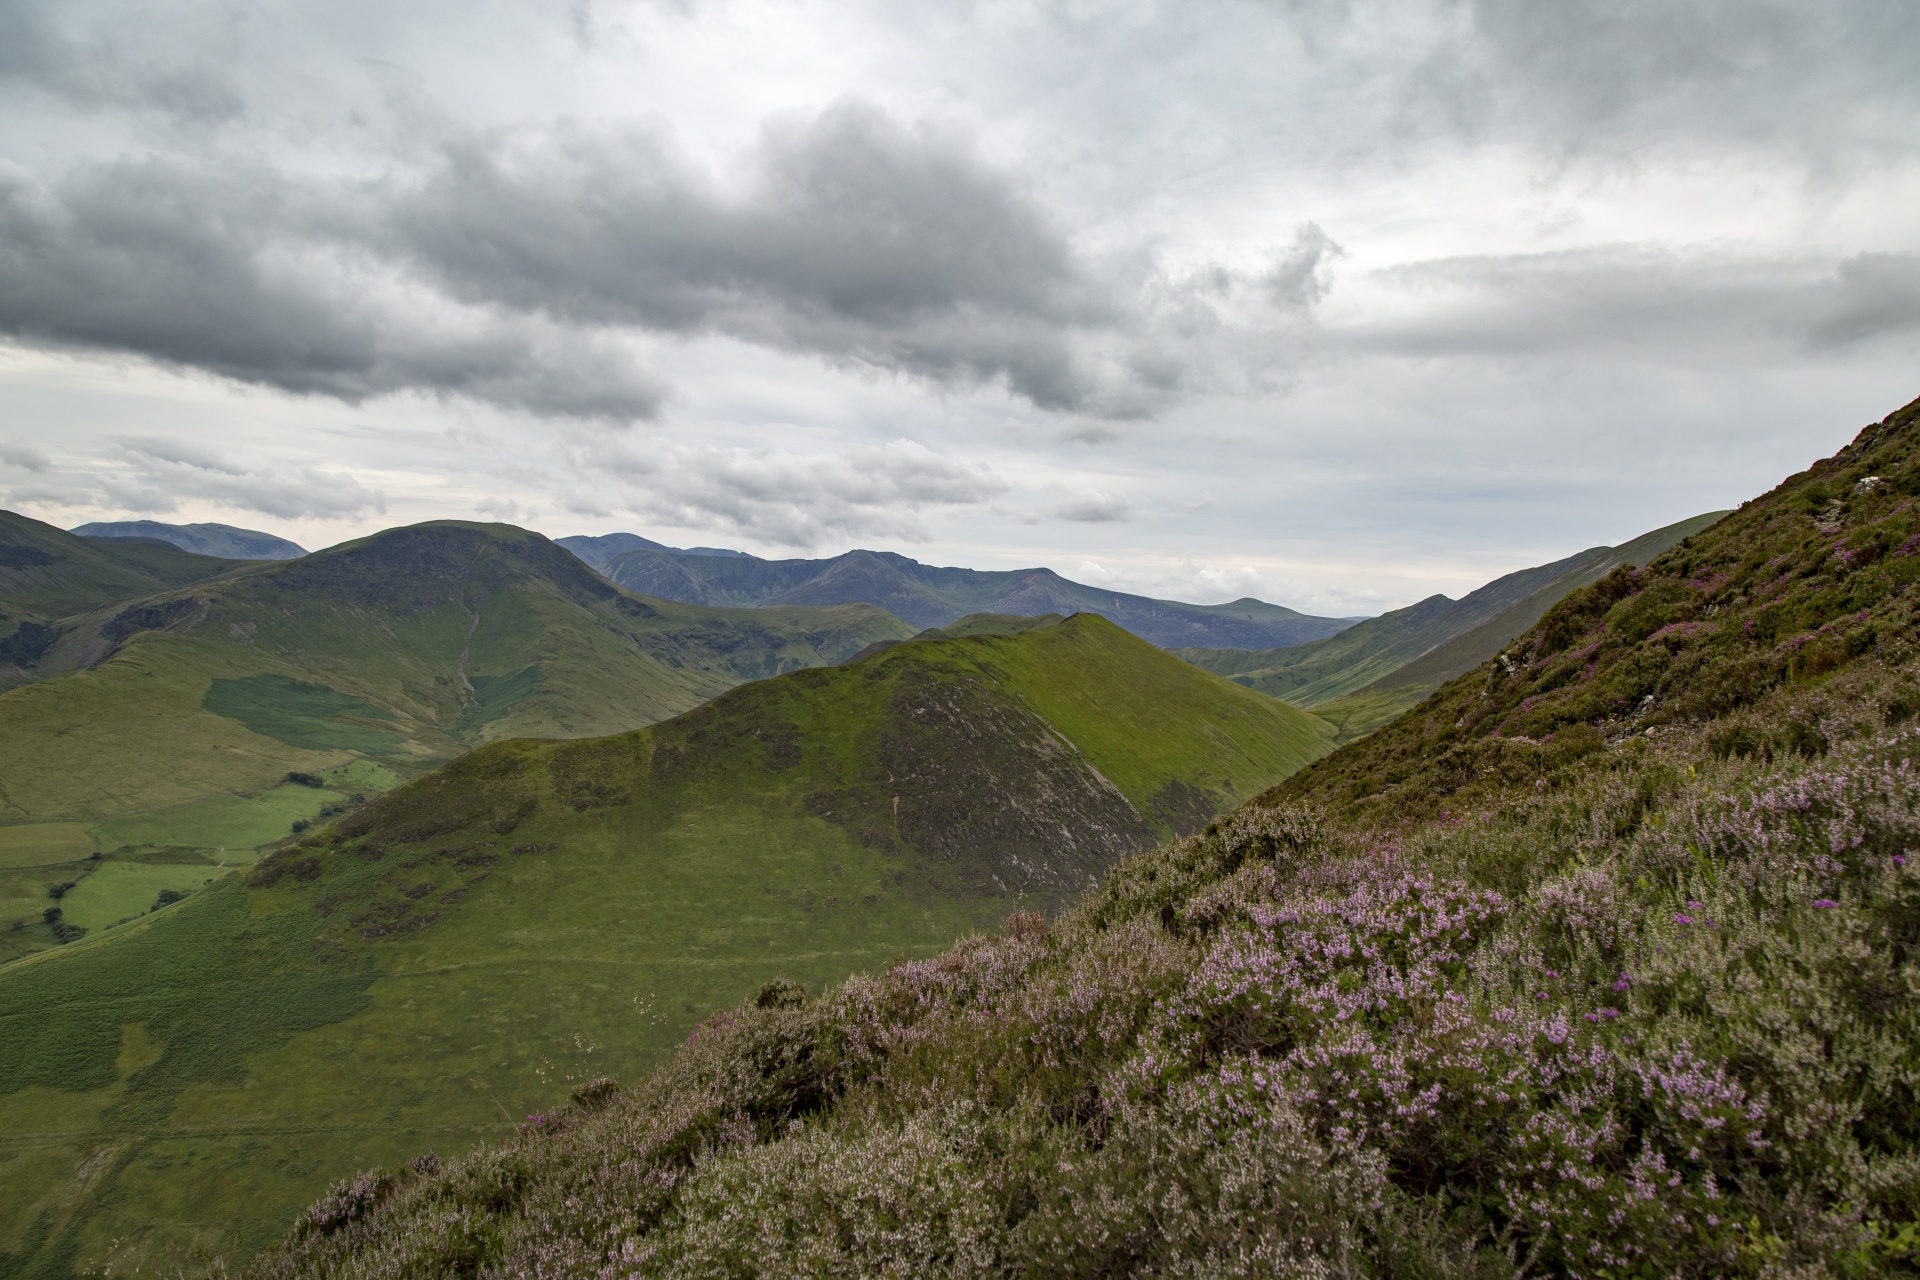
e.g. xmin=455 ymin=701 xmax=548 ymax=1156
xmin=0 ymin=517 xmax=908 ymax=964
xmin=245 ymin=393 xmax=1920 ymax=1280
xmin=0 ymin=612 xmax=1334 ymax=1275
xmin=0 ymin=423 xmax=1875 ymax=1279
xmin=1178 ymin=510 xmax=1729 ymax=740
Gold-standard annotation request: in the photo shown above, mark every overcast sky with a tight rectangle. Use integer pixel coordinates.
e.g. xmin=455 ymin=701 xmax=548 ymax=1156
xmin=1 ymin=0 xmax=1916 ymax=614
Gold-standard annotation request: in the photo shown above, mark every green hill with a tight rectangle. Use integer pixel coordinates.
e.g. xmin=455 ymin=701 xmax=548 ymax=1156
xmin=0 ymin=511 xmax=244 ymax=683
xmin=0 ymin=613 xmax=1333 ymax=1276
xmin=248 ymin=395 xmax=1920 ymax=1280
xmin=1267 ymin=398 xmax=1920 ymax=822
xmin=1178 ymin=511 xmax=1727 ymax=739
xmin=0 ymin=518 xmax=908 ymax=964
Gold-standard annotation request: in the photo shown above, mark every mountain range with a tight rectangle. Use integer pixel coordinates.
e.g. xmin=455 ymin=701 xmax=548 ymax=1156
xmin=558 ymin=537 xmax=1363 ymax=650
xmin=71 ymin=519 xmax=308 ymax=560
xmin=244 ymin=396 xmax=1920 ymax=1280
xmin=1177 ymin=511 xmax=1728 ymax=739
xmin=0 ymin=515 xmax=908 ymax=966
xmin=0 ymin=613 xmax=1335 ymax=1273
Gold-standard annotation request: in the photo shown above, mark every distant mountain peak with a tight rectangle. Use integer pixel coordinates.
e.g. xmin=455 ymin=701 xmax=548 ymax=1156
xmin=561 ymin=538 xmax=1360 ymax=651
xmin=72 ymin=519 xmax=306 ymax=560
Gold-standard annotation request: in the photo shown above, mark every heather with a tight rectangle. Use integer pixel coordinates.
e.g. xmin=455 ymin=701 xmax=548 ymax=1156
xmin=248 ymin=650 xmax=1920 ymax=1278
xmin=246 ymin=396 xmax=1920 ymax=1279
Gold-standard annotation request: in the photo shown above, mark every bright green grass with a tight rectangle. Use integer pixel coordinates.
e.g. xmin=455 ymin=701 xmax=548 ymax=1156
xmin=56 ymin=862 xmax=234 ymax=932
xmin=91 ymin=785 xmax=348 ymax=854
xmin=0 ymin=824 xmax=94 ymax=869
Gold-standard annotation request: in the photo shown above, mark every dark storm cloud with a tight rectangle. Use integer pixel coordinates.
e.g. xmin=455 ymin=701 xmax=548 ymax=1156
xmin=389 ymin=102 xmax=1114 ymax=411
xmin=0 ymin=0 xmax=1912 ymax=432
xmin=0 ymin=100 xmax=1152 ymax=420
xmin=0 ymin=157 xmax=668 ymax=419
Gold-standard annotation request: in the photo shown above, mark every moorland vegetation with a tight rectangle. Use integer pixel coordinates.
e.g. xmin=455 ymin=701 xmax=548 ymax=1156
xmin=254 ymin=394 xmax=1920 ymax=1277
xmin=1179 ymin=512 xmax=1727 ymax=742
xmin=0 ymin=614 xmax=1330 ymax=1277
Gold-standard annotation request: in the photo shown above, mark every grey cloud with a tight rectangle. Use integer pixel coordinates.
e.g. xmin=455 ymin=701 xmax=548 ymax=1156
xmin=0 ymin=158 xmax=667 ymax=420
xmin=1053 ymin=489 xmax=1132 ymax=523
xmin=0 ymin=101 xmax=1168 ymax=420
xmin=582 ymin=438 xmax=1008 ymax=548
xmin=1265 ymin=223 xmax=1343 ymax=312
xmin=0 ymin=0 xmax=243 ymax=121
xmin=105 ymin=439 xmax=387 ymax=519
xmin=1349 ymin=246 xmax=1917 ymax=360
xmin=0 ymin=442 xmax=51 ymax=470
xmin=1813 ymin=253 xmax=1920 ymax=346
xmin=392 ymin=103 xmax=1118 ymax=411
xmin=1412 ymin=0 xmax=1920 ymax=157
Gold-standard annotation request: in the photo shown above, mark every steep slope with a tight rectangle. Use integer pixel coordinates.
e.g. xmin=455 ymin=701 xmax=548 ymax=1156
xmin=0 ymin=510 xmax=242 ymax=656
xmin=0 ymin=521 xmax=907 ymax=963
xmin=246 ymin=396 xmax=1920 ymax=1280
xmin=1269 ymin=399 xmax=1920 ymax=821
xmin=0 ymin=614 xmax=1334 ymax=1275
xmin=1180 ymin=511 xmax=1726 ymax=737
xmin=72 ymin=520 xmax=308 ymax=560
xmin=579 ymin=542 xmax=1362 ymax=649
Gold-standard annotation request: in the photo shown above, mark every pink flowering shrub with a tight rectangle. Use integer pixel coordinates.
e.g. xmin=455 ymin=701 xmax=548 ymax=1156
xmin=250 ymin=669 xmax=1920 ymax=1279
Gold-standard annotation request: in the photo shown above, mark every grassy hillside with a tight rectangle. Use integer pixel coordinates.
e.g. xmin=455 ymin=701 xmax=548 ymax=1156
xmin=1179 ymin=511 xmax=1727 ymax=738
xmin=0 ymin=512 xmax=242 ymax=678
xmin=249 ymin=394 xmax=1920 ymax=1280
xmin=581 ymin=543 xmax=1363 ymax=649
xmin=0 ymin=519 xmax=908 ymax=964
xmin=1268 ymin=398 xmax=1920 ymax=822
xmin=0 ymin=614 xmax=1333 ymax=1277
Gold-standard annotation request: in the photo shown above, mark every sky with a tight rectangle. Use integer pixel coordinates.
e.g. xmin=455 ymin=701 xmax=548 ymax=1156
xmin=0 ymin=0 xmax=1916 ymax=616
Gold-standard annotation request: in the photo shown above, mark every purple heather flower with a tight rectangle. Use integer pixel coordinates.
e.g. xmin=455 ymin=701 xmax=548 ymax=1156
xmin=1613 ymin=973 xmax=1632 ymax=992
xmin=1674 ymin=914 xmax=1694 ymax=925
xmin=1812 ymin=899 xmax=1839 ymax=909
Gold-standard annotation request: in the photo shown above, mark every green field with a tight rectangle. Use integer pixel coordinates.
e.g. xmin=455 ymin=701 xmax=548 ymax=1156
xmin=55 ymin=862 xmax=234 ymax=932
xmin=0 ymin=825 xmax=93 ymax=870
xmin=91 ymin=784 xmax=349 ymax=854
xmin=0 ymin=614 xmax=1335 ymax=1277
